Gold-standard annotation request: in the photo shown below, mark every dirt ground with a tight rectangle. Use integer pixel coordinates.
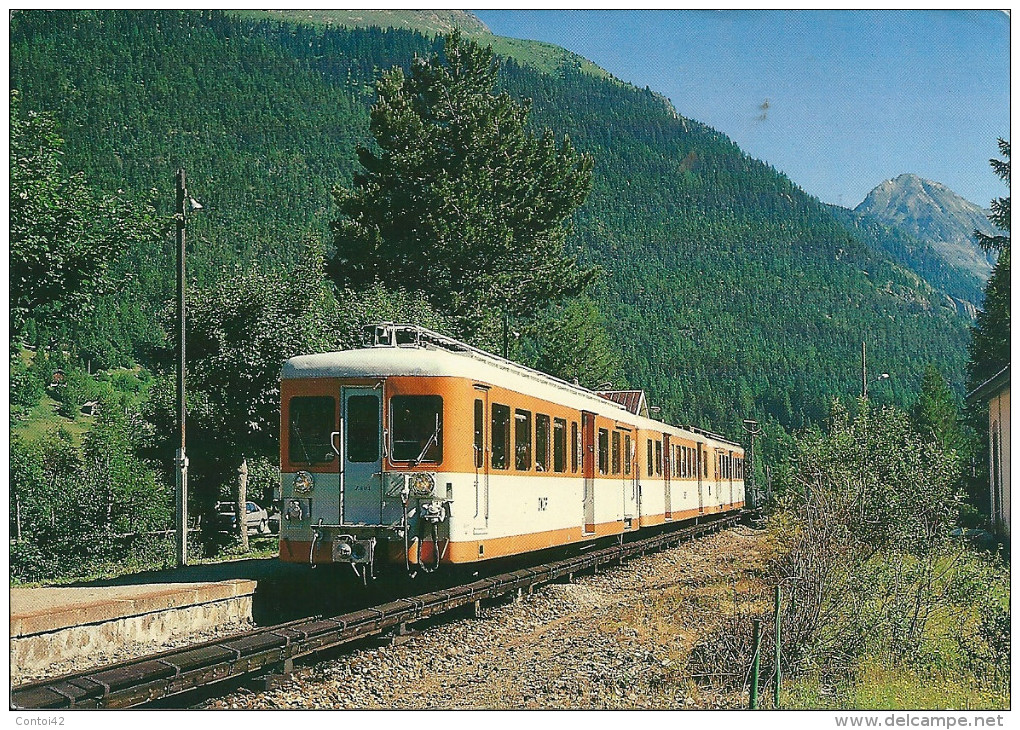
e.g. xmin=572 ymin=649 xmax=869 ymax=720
xmin=207 ymin=525 xmax=773 ymax=710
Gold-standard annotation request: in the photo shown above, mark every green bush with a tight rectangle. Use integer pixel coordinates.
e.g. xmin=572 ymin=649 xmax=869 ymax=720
xmin=768 ymin=400 xmax=1008 ymax=707
xmin=9 ymin=400 xmax=173 ymax=584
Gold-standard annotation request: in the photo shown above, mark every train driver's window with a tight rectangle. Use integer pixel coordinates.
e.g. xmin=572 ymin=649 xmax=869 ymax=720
xmin=390 ymin=395 xmax=443 ymax=463
xmin=554 ymin=418 xmax=567 ymax=473
xmin=598 ymin=429 xmax=609 ymax=474
xmin=536 ymin=414 xmax=551 ymax=472
xmin=647 ymin=439 xmax=654 ymax=478
xmin=515 ymin=409 xmax=532 ymax=471
xmin=491 ymin=404 xmax=511 ymax=470
xmin=288 ymin=396 xmax=336 ymax=465
xmin=570 ymin=422 xmax=579 ymax=473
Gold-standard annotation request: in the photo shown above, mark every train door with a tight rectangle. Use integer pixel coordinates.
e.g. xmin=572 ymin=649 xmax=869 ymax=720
xmin=582 ymin=411 xmax=596 ymax=534
xmin=341 ymin=387 xmax=383 ymax=525
xmin=663 ymin=434 xmax=673 ymax=520
xmin=728 ymin=450 xmax=735 ymax=507
xmin=473 ymin=387 xmax=490 ymax=533
xmin=696 ymin=441 xmax=705 ymax=516
xmin=629 ymin=432 xmax=640 ymax=527
xmin=620 ymin=430 xmax=637 ymax=530
xmin=714 ymin=449 xmax=723 ymax=510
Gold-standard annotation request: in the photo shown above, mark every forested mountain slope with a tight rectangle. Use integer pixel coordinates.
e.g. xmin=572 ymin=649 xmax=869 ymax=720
xmin=9 ymin=10 xmax=971 ymax=435
xmin=826 ymin=204 xmax=982 ymax=318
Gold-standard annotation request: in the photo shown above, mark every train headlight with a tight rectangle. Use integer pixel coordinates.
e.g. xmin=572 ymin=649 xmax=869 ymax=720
xmin=408 ymin=472 xmax=436 ymax=498
xmin=293 ymin=471 xmax=314 ymax=495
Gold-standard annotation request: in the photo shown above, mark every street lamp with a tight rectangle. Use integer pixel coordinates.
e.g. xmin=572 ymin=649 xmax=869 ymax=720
xmin=175 ymin=169 xmax=202 ymax=568
xmin=864 ymin=372 xmax=890 ymax=400
xmin=860 ymin=340 xmax=890 ymax=399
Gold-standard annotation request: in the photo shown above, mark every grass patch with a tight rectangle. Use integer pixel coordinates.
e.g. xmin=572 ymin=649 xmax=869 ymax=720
xmin=12 ymin=391 xmax=91 ymax=445
xmin=783 ymin=658 xmax=1009 ymax=710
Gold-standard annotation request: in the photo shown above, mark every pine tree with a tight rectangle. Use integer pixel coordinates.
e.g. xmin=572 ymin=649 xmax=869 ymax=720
xmin=974 ymin=139 xmax=1010 ymax=255
xmin=911 ymin=364 xmax=964 ymax=454
xmin=327 ymin=31 xmax=594 ymax=342
xmin=967 ymin=140 xmax=1010 ymax=390
xmin=523 ymin=297 xmax=625 ymax=389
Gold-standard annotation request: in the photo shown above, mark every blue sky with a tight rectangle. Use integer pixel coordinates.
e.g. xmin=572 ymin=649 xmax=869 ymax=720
xmin=474 ymin=10 xmax=1010 ymax=209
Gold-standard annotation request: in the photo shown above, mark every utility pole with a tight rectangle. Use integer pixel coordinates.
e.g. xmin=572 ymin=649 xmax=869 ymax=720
xmin=742 ymin=419 xmax=762 ymax=509
xmin=237 ymin=457 xmax=249 ymax=552
xmin=175 ymin=168 xmax=189 ymax=567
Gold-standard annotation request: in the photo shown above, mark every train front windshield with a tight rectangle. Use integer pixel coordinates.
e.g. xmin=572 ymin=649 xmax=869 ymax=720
xmin=390 ymin=395 xmax=443 ymax=463
xmin=289 ymin=396 xmax=336 ymax=465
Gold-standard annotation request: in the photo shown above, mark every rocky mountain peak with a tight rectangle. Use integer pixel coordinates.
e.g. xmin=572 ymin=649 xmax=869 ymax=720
xmin=855 ymin=174 xmax=998 ymax=283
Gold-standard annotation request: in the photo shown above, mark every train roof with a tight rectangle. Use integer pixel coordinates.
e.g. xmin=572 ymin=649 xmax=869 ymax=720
xmin=282 ymin=325 xmax=742 ymax=451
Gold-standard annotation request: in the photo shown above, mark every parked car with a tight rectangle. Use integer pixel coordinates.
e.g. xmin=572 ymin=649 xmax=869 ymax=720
xmin=215 ymin=501 xmax=270 ymax=535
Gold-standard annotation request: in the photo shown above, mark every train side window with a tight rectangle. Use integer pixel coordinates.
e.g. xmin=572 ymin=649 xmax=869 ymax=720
xmin=288 ymin=396 xmax=336 ymax=466
xmin=611 ymin=431 xmax=621 ymax=475
xmin=474 ymin=399 xmax=484 ymax=469
xmin=598 ymin=428 xmax=609 ymax=475
xmin=515 ymin=409 xmax=532 ymax=471
xmin=655 ymin=440 xmax=663 ymax=476
xmin=571 ymin=421 xmax=579 ymax=473
xmin=554 ymin=418 xmax=567 ymax=473
xmin=536 ymin=414 xmax=551 ymax=472
xmin=491 ymin=404 xmax=510 ymax=470
xmin=624 ymin=434 xmax=632 ymax=475
xmin=647 ymin=439 xmax=653 ymax=478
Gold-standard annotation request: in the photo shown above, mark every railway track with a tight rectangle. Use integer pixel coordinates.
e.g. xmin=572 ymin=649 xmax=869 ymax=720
xmin=12 ymin=514 xmax=739 ymax=709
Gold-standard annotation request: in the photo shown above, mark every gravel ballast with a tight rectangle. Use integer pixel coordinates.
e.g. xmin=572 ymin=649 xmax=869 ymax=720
xmin=207 ymin=526 xmax=769 ymax=710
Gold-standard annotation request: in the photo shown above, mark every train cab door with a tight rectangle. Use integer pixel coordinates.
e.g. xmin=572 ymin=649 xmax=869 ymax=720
xmin=473 ymin=386 xmax=490 ymax=534
xmin=341 ymin=387 xmax=383 ymax=525
xmin=663 ymin=434 xmax=673 ymax=520
xmin=696 ymin=441 xmax=705 ymax=516
xmin=582 ymin=411 xmax=596 ymax=534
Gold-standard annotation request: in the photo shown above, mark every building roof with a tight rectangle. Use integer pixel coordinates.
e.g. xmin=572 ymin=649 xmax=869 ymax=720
xmin=595 ymin=390 xmax=649 ymax=418
xmin=966 ymin=364 xmax=1011 ymax=405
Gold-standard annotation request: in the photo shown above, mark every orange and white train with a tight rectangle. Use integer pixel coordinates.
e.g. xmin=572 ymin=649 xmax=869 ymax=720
xmin=278 ymin=323 xmax=745 ymax=581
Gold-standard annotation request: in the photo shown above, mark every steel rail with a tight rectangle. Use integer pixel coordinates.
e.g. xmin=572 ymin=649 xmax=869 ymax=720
xmin=12 ymin=514 xmax=739 ymax=709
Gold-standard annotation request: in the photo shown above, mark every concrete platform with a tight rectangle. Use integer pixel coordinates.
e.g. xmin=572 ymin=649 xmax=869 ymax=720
xmin=11 ymin=580 xmax=257 ymax=679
